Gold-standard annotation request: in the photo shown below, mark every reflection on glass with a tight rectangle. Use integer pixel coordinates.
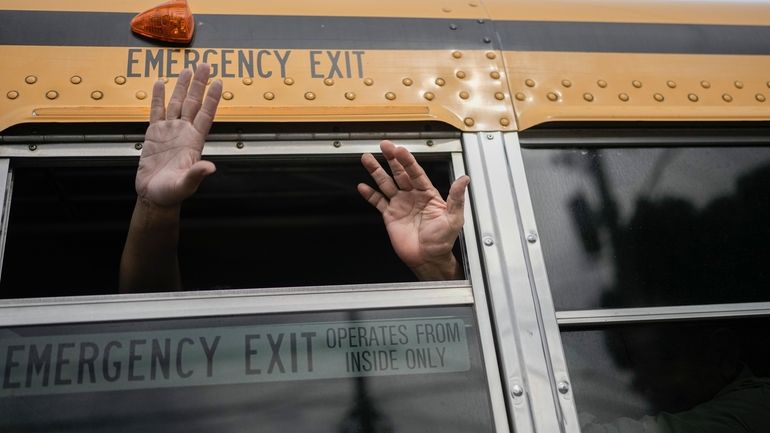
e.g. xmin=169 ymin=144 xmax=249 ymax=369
xmin=564 ymin=318 xmax=770 ymax=433
xmin=0 ymin=307 xmax=495 ymax=433
xmin=522 ymin=147 xmax=770 ymax=310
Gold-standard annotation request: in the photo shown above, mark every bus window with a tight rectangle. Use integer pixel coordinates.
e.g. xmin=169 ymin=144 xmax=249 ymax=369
xmin=0 ymin=305 xmax=496 ymax=433
xmin=0 ymin=155 xmax=457 ymax=298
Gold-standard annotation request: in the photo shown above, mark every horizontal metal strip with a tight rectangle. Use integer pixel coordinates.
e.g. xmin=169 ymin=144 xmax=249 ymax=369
xmin=1 ymin=11 xmax=769 ymax=54
xmin=557 ymin=302 xmax=770 ymax=327
xmin=519 ymin=129 xmax=770 ymax=147
xmin=0 ymin=138 xmax=461 ymax=157
xmin=0 ymin=281 xmax=474 ymax=326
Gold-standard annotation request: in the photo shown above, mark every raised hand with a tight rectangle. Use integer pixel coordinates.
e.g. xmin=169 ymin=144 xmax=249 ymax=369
xmin=358 ymin=141 xmax=470 ymax=281
xmin=137 ymin=64 xmax=222 ymax=207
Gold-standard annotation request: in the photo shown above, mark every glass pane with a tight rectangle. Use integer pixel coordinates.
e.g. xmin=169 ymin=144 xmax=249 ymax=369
xmin=0 ymin=306 xmax=495 ymax=433
xmin=522 ymin=146 xmax=770 ymax=310
xmin=563 ymin=317 xmax=770 ymax=433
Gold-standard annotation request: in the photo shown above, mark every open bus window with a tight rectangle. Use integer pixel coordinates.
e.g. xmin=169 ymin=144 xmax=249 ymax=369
xmin=0 ymin=305 xmax=496 ymax=433
xmin=0 ymin=156 xmax=457 ymax=299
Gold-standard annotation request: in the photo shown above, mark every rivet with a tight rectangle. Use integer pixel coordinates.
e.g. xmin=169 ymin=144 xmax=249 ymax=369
xmin=25 ymin=75 xmax=38 ymax=84
xmin=597 ymin=80 xmax=608 ymax=88
xmin=583 ymin=93 xmax=594 ymax=102
xmin=500 ymin=117 xmax=510 ymax=126
xmin=494 ymin=92 xmax=505 ymax=100
xmin=561 ymin=80 xmax=572 ymax=88
xmin=459 ymin=91 xmax=470 ymax=99
xmin=486 ymin=52 xmax=496 ymax=59
xmin=304 ymin=92 xmax=316 ymax=100
xmin=402 ymin=78 xmax=413 ymax=86
xmin=653 ymin=93 xmax=664 ymax=102
xmin=618 ymin=93 xmax=630 ymax=102
xmin=515 ymin=92 xmax=526 ymax=101
xmin=722 ymin=93 xmax=733 ymax=102
xmin=435 ymin=78 xmax=446 ymax=86
xmin=115 ymin=76 xmax=127 ymax=85
xmin=757 ymin=93 xmax=767 ymax=102
xmin=135 ymin=90 xmax=147 ymax=100
xmin=456 ymin=71 xmax=467 ymax=79
xmin=666 ymin=80 xmax=677 ymax=89
xmin=6 ymin=91 xmax=19 ymax=100
xmin=90 ymin=90 xmax=103 ymax=100
xmin=426 ymin=140 xmax=435 ymax=146
xmin=525 ymin=79 xmax=536 ymax=87
xmin=263 ymin=92 xmax=275 ymax=100
xmin=345 ymin=92 xmax=356 ymax=101
xmin=511 ymin=385 xmax=524 ymax=397
xmin=442 ymin=7 xmax=452 ymax=12
xmin=490 ymin=71 xmax=501 ymax=80
xmin=28 ymin=144 xmax=38 ymax=152
xmin=688 ymin=93 xmax=699 ymax=102
xmin=236 ymin=142 xmax=245 ymax=149
xmin=424 ymin=92 xmax=435 ymax=101
xmin=333 ymin=141 xmax=342 ymax=148
xmin=449 ymin=23 xmax=458 ymax=30
xmin=546 ymin=92 xmax=559 ymax=102
xmin=46 ymin=90 xmax=59 ymax=100
xmin=134 ymin=143 xmax=143 ymax=151
xmin=767 ymin=81 xmax=770 ymax=89
xmin=632 ymin=80 xmax=643 ymax=88
xmin=483 ymin=37 xmax=492 ymax=44
xmin=222 ymin=91 xmax=234 ymax=100
xmin=527 ymin=232 xmax=538 ymax=243
xmin=242 ymin=77 xmax=253 ymax=85
xmin=701 ymin=80 xmax=711 ymax=89
xmin=452 ymin=51 xmax=462 ymax=59
xmin=477 ymin=18 xmax=484 ymax=23
xmin=364 ymin=78 xmax=374 ymax=86
xmin=283 ymin=77 xmax=295 ymax=86
xmin=385 ymin=92 xmax=396 ymax=100
xmin=324 ymin=78 xmax=334 ymax=86
xmin=486 ymin=134 xmax=494 ymax=140
xmin=557 ymin=382 xmax=570 ymax=394
xmin=483 ymin=236 xmax=494 ymax=246
xmin=734 ymin=81 xmax=744 ymax=89
xmin=70 ymin=76 xmax=82 ymax=85
xmin=464 ymin=117 xmax=475 ymax=126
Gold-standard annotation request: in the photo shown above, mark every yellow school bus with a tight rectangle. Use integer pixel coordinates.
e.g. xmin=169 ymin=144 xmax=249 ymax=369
xmin=1 ymin=1 xmax=769 ymax=432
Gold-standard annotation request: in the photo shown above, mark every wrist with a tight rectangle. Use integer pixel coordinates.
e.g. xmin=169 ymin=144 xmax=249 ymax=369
xmin=133 ymin=197 xmax=181 ymax=230
xmin=410 ymin=253 xmax=463 ymax=281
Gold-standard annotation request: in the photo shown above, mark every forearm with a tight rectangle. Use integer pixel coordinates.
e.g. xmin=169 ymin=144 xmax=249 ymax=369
xmin=410 ymin=253 xmax=463 ymax=281
xmin=119 ymin=198 xmax=183 ymax=293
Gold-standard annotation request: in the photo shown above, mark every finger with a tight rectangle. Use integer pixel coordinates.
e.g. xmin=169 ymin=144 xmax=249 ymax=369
xmin=193 ymin=79 xmax=222 ymax=136
xmin=361 ymin=153 xmax=399 ymax=198
xmin=395 ymin=146 xmax=433 ymax=191
xmin=357 ymin=183 xmax=389 ymax=214
xmin=446 ymin=175 xmax=470 ymax=226
xmin=380 ymin=141 xmax=412 ymax=191
xmin=166 ymin=68 xmax=193 ymax=120
xmin=176 ymin=160 xmax=216 ymax=199
xmin=181 ymin=64 xmax=210 ymax=122
xmin=149 ymin=80 xmax=166 ymax=124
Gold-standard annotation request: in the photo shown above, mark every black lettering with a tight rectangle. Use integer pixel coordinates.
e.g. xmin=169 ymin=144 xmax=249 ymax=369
xmin=267 ymin=333 xmax=285 ymax=373
xmin=245 ymin=334 xmax=261 ymax=374
xmin=221 ymin=49 xmax=235 ymax=78
xmin=166 ymin=49 xmax=179 ymax=77
xmin=128 ymin=339 xmax=146 ymax=381
xmin=290 ymin=333 xmax=297 ymax=373
xmin=326 ymin=328 xmax=337 ymax=348
xmin=435 ymin=347 xmax=446 ymax=367
xmin=54 ymin=342 xmax=75 ymax=385
xmin=176 ymin=338 xmax=194 ymax=378
xmin=274 ymin=50 xmax=291 ymax=78
xmin=77 ymin=342 xmax=99 ymax=384
xmin=238 ymin=50 xmax=254 ymax=78
xmin=103 ymin=341 xmax=122 ymax=382
xmin=200 ymin=336 xmax=220 ymax=377
xmin=398 ymin=324 xmax=408 ymax=344
xmin=326 ymin=50 xmax=342 ymax=79
xmin=151 ymin=338 xmax=171 ymax=380
xmin=184 ymin=49 xmax=200 ymax=71
xmin=256 ymin=50 xmax=272 ymax=78
xmin=127 ymin=48 xmax=141 ymax=78
xmin=3 ymin=345 xmax=24 ymax=389
xmin=352 ymin=51 xmax=365 ymax=79
xmin=145 ymin=49 xmax=164 ymax=78
xmin=448 ymin=322 xmax=461 ymax=343
xmin=202 ymin=49 xmax=218 ymax=77
xmin=26 ymin=344 xmax=53 ymax=387
xmin=344 ymin=51 xmax=351 ymax=78
xmin=309 ymin=51 xmax=323 ymax=79
xmin=302 ymin=332 xmax=315 ymax=372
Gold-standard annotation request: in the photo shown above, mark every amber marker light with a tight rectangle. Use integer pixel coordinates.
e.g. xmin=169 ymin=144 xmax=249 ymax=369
xmin=131 ymin=0 xmax=194 ymax=44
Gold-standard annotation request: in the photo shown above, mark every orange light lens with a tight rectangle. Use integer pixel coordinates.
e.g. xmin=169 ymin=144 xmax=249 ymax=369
xmin=130 ymin=0 xmax=194 ymax=44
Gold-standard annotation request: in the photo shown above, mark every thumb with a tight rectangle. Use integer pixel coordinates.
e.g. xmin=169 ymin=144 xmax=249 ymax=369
xmin=176 ymin=160 xmax=216 ymax=199
xmin=446 ymin=175 xmax=470 ymax=226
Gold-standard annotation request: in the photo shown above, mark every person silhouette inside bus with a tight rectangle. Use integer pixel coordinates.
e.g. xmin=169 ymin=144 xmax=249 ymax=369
xmin=119 ymin=65 xmax=469 ymax=292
